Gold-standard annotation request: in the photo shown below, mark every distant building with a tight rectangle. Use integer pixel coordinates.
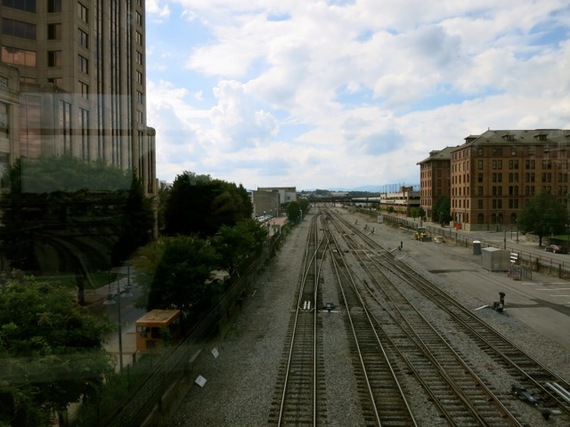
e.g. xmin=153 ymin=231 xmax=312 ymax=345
xmin=251 ymin=189 xmax=280 ymax=218
xmin=380 ymin=186 xmax=420 ymax=216
xmin=417 ymin=147 xmax=454 ymax=221
xmin=257 ymin=187 xmax=297 ymax=204
xmin=419 ymin=129 xmax=570 ymax=231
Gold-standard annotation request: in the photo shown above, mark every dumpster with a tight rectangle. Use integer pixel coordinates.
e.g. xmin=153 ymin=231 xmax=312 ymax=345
xmin=473 ymin=240 xmax=481 ymax=255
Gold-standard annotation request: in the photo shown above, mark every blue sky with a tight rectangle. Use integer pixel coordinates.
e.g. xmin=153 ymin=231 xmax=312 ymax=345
xmin=145 ymin=0 xmax=570 ymax=190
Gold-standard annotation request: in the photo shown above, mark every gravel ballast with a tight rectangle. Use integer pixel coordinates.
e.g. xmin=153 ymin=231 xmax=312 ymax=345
xmin=169 ymin=210 xmax=570 ymax=426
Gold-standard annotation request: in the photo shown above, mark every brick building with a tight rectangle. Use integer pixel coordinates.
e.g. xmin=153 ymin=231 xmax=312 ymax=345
xmin=417 ymin=147 xmax=454 ymax=221
xmin=441 ymin=129 xmax=570 ymax=231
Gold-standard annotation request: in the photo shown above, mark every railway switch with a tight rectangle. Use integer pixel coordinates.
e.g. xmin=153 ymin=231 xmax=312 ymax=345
xmin=492 ymin=292 xmax=506 ymax=313
xmin=324 ymin=303 xmax=336 ymax=313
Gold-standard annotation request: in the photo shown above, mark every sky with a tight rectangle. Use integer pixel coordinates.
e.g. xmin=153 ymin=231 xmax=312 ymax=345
xmin=145 ymin=0 xmax=570 ymax=191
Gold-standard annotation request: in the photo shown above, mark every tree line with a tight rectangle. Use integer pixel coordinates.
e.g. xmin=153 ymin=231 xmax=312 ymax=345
xmin=0 ymin=159 xmax=273 ymax=424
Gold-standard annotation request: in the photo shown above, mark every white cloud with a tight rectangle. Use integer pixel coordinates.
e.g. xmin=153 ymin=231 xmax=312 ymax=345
xmin=146 ymin=0 xmax=570 ymax=188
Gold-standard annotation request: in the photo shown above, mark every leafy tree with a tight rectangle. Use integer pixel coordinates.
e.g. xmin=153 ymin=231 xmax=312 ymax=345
xmin=111 ymin=174 xmax=155 ymax=265
xmin=146 ymin=236 xmax=220 ymax=314
xmin=0 ymin=156 xmax=139 ymax=275
xmin=214 ymin=219 xmax=267 ymax=275
xmin=156 ymin=180 xmax=171 ymax=233
xmin=298 ymin=198 xmax=310 ymax=215
xmin=518 ymin=191 xmax=568 ymax=246
xmin=409 ymin=206 xmax=425 ymax=220
xmin=433 ymin=195 xmax=451 ymax=224
xmin=0 ymin=278 xmax=114 ymax=426
xmin=164 ymin=172 xmax=252 ymax=237
xmin=286 ymin=201 xmax=302 ymax=223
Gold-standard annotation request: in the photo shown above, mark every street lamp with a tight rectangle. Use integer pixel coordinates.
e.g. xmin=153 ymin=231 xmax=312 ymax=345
xmin=104 ymin=266 xmax=132 ymax=373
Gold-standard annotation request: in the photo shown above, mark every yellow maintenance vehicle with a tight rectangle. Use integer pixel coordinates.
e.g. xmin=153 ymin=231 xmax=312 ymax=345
xmin=414 ymin=226 xmax=429 ymax=241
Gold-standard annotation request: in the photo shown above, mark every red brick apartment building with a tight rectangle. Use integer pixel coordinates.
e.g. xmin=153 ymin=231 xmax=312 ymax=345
xmin=417 ymin=147 xmax=453 ymax=222
xmin=419 ymin=129 xmax=570 ymax=232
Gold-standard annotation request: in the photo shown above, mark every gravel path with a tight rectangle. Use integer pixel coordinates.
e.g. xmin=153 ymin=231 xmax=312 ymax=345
xmin=169 ymin=210 xmax=570 ymax=426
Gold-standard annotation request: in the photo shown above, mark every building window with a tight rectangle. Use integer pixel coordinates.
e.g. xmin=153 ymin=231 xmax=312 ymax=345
xmin=79 ymin=29 xmax=89 ymax=48
xmin=1 ymin=46 xmax=37 ymax=67
xmin=137 ymin=91 xmax=144 ymax=105
xmin=478 ymin=160 xmax=483 ymax=170
xmin=59 ymin=100 xmax=72 ymax=154
xmin=48 ymin=77 xmax=63 ymax=87
xmin=542 ymin=160 xmax=552 ymax=169
xmin=2 ymin=18 xmax=37 ymax=40
xmin=491 ymin=160 xmax=502 ymax=169
xmin=542 ymin=173 xmax=552 ymax=182
xmin=508 ymin=159 xmax=519 ymax=169
xmin=478 ymin=199 xmax=483 ymax=209
xmin=0 ymin=102 xmax=8 ymax=133
xmin=136 ymin=70 xmax=143 ymax=84
xmin=3 ymin=0 xmax=36 ymax=13
xmin=508 ymin=186 xmax=519 ymax=196
xmin=48 ymin=0 xmax=61 ymax=12
xmin=492 ymin=173 xmax=503 ymax=183
xmin=136 ymin=11 xmax=143 ymax=26
xmin=80 ymin=81 xmax=89 ymax=99
xmin=79 ymin=55 xmax=88 ymax=73
xmin=136 ymin=51 xmax=143 ymax=64
xmin=492 ymin=147 xmax=503 ymax=156
xmin=525 ymin=159 xmax=535 ymax=169
xmin=79 ymin=3 xmax=88 ymax=23
xmin=47 ymin=23 xmax=62 ymax=40
xmin=136 ymin=31 xmax=143 ymax=45
xmin=80 ymin=108 xmax=90 ymax=160
xmin=48 ymin=50 xmax=62 ymax=67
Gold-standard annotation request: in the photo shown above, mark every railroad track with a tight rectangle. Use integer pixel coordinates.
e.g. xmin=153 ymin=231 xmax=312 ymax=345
xmin=329 ymin=208 xmax=570 ymax=425
xmin=329 ymin=228 xmax=419 ymax=426
xmin=268 ymin=213 xmax=328 ymax=425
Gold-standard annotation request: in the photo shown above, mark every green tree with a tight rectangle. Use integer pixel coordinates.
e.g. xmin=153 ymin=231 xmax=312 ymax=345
xmin=286 ymin=201 xmax=302 ymax=223
xmin=146 ymin=236 xmax=220 ymax=314
xmin=214 ymin=219 xmax=267 ymax=275
xmin=518 ymin=191 xmax=568 ymax=246
xmin=156 ymin=180 xmax=171 ymax=233
xmin=298 ymin=198 xmax=310 ymax=215
xmin=164 ymin=172 xmax=252 ymax=237
xmin=111 ymin=174 xmax=155 ymax=265
xmin=0 ymin=156 xmax=136 ymax=274
xmin=433 ymin=195 xmax=451 ymax=224
xmin=409 ymin=206 xmax=425 ymax=220
xmin=0 ymin=278 xmax=114 ymax=426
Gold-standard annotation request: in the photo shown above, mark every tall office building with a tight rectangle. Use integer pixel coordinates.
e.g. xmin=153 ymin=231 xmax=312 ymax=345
xmin=0 ymin=0 xmax=156 ymax=195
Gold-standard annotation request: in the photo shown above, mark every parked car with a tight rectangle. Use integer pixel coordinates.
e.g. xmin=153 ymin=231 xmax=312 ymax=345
xmin=545 ymin=244 xmax=567 ymax=253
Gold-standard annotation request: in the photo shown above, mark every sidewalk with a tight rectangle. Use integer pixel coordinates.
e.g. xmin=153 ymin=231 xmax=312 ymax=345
xmin=85 ymin=266 xmax=146 ymax=372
